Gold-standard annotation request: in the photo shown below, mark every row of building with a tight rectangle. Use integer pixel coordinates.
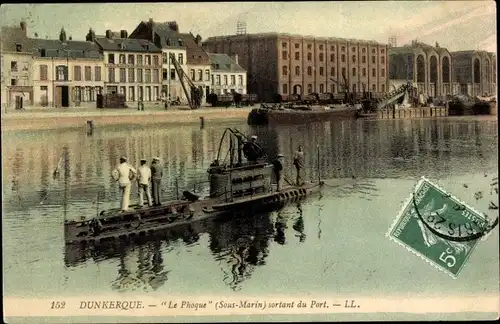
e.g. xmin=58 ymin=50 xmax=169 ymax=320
xmin=1 ymin=19 xmax=497 ymax=110
xmin=1 ymin=20 xmax=247 ymax=109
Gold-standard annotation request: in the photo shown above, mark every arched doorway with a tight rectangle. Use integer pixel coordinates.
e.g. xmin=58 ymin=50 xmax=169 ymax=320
xmin=442 ymin=56 xmax=450 ymax=95
xmin=416 ymin=55 xmax=425 ymax=82
xmin=292 ymin=84 xmax=302 ymax=95
xmin=429 ymin=56 xmax=438 ymax=97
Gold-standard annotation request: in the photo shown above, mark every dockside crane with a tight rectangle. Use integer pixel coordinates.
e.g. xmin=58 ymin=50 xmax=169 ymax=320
xmin=330 ymin=70 xmax=353 ymax=104
xmin=169 ymin=53 xmax=203 ymax=109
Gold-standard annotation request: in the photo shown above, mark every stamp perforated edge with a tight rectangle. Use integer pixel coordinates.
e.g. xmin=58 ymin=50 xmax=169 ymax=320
xmin=385 ymin=176 xmax=497 ymax=279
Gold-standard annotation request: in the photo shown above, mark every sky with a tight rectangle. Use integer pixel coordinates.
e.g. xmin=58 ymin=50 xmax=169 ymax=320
xmin=0 ymin=1 xmax=496 ymax=52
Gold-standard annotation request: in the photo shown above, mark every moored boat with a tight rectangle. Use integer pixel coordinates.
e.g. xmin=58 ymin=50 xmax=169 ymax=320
xmin=64 ymin=128 xmax=324 ymax=245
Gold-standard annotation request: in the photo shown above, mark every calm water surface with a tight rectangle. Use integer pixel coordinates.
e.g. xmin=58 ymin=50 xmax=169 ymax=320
xmin=2 ymin=117 xmax=498 ymax=298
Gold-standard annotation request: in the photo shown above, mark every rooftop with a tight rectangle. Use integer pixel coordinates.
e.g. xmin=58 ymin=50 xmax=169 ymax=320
xmin=204 ymin=33 xmax=386 ymax=45
xmin=95 ymin=37 xmax=161 ymax=53
xmin=208 ymin=53 xmax=245 ymax=73
xmin=31 ymin=38 xmax=103 ymax=59
xmin=179 ymin=33 xmax=210 ymax=65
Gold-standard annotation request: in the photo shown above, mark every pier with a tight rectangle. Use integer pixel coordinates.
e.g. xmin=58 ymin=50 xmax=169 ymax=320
xmin=378 ymin=106 xmax=448 ymax=119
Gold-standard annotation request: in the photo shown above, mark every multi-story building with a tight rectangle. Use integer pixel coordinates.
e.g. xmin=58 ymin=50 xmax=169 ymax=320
xmin=450 ymin=50 xmax=496 ymax=97
xmin=129 ymin=19 xmax=189 ymax=103
xmin=1 ymin=21 xmax=34 ymax=110
xmin=31 ymin=28 xmax=105 ymax=108
xmin=388 ymin=41 xmax=455 ymax=98
xmin=180 ymin=32 xmax=212 ymax=102
xmin=93 ymin=29 xmax=162 ymax=104
xmin=208 ymin=53 xmax=246 ymax=95
xmin=202 ymin=33 xmax=388 ymax=102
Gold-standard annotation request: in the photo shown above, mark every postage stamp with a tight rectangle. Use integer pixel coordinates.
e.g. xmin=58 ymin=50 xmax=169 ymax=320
xmin=387 ymin=176 xmax=498 ymax=279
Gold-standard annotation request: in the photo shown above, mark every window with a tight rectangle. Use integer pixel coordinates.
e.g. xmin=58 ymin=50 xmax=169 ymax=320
xmin=282 ymin=51 xmax=288 ymax=60
xmin=11 ymin=79 xmax=17 ymax=86
xmin=128 ymin=86 xmax=135 ymax=101
xmin=145 ymin=86 xmax=151 ymax=101
xmin=295 ymin=52 xmax=300 ymax=60
xmin=307 ymin=52 xmax=312 ymax=61
xmin=198 ymin=69 xmax=203 ymax=81
xmin=307 ymin=83 xmax=313 ymax=93
xmin=143 ymin=55 xmax=150 ymax=65
xmin=128 ymin=54 xmax=135 ymax=65
xmin=381 ymin=84 xmax=385 ymax=92
xmin=351 ymin=47 xmax=356 ymax=52
xmin=381 ymin=49 xmax=385 ymax=54
xmin=319 ymin=53 xmax=324 ymax=61
xmin=352 ymin=68 xmax=356 ymax=76
xmin=211 ymin=75 xmax=214 ymax=85
xmin=128 ymin=68 xmax=135 ymax=82
xmin=281 ymin=65 xmax=288 ymax=76
xmin=120 ymin=68 xmax=126 ymax=82
xmin=231 ymin=75 xmax=235 ymax=85
xmin=319 ymin=84 xmax=324 ymax=93
xmin=372 ymin=49 xmax=376 ymax=54
xmin=319 ymin=67 xmax=324 ymax=76
xmin=94 ymin=66 xmax=101 ymax=81
xmin=10 ymin=61 xmax=18 ymax=72
xmin=372 ymin=84 xmax=376 ymax=91
xmin=190 ymin=69 xmax=195 ymax=80
xmin=119 ymin=54 xmax=126 ymax=64
xmin=330 ymin=54 xmax=335 ymax=62
xmin=153 ymin=55 xmax=159 ymax=66
xmin=362 ymin=68 xmax=366 ymax=76
xmin=74 ymin=66 xmax=82 ymax=81
xmin=372 ymin=56 xmax=376 ymax=64
xmin=282 ymin=83 xmax=288 ymax=94
xmin=308 ymin=66 xmax=312 ymax=76
xmin=341 ymin=46 xmax=346 ymax=52
xmin=381 ymin=68 xmax=385 ymax=77
xmin=295 ymin=43 xmax=300 ymax=49
xmin=153 ymin=69 xmax=159 ymax=83
xmin=154 ymin=86 xmax=159 ymax=100
xmin=341 ymin=54 xmax=345 ymax=62
xmin=83 ymin=66 xmax=91 ymax=81
xmin=330 ymin=67 xmax=335 ymax=76
xmin=145 ymin=69 xmax=151 ymax=83
xmin=238 ymin=75 xmax=243 ymax=85
xmin=41 ymin=49 xmax=46 ymax=57
xmin=108 ymin=68 xmax=115 ymax=82
xmin=223 ymin=75 xmax=228 ymax=85
xmin=362 ymin=56 xmax=366 ymax=63
xmin=381 ymin=56 xmax=385 ymax=64
xmin=40 ymin=65 xmax=48 ymax=81
xmin=137 ymin=55 xmax=143 ymax=65
xmin=282 ymin=42 xmax=287 ymax=49
xmin=108 ymin=54 xmax=115 ymax=64
xmin=352 ymin=84 xmax=357 ymax=93
xmin=362 ymin=48 xmax=366 ymax=53
xmin=372 ymin=68 xmax=376 ymax=77
xmin=119 ymin=86 xmax=126 ymax=97
xmin=138 ymin=86 xmax=143 ymax=100
xmin=178 ymin=53 xmax=183 ymax=65
xmin=205 ymin=69 xmax=210 ymax=81
xmin=352 ymin=55 xmax=356 ymax=63
xmin=295 ymin=66 xmax=300 ymax=76
xmin=307 ymin=44 xmax=312 ymax=49
xmin=319 ymin=44 xmax=324 ymax=50
xmin=137 ymin=69 xmax=143 ymax=82
xmin=216 ymin=75 xmax=221 ymax=85
xmin=16 ymin=43 xmax=22 ymax=52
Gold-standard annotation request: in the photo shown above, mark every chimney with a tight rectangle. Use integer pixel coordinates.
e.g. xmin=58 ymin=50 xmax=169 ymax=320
xmin=195 ymin=34 xmax=202 ymax=46
xmin=69 ymin=36 xmax=72 ymax=41
xmin=59 ymin=27 xmax=67 ymax=43
xmin=86 ymin=28 xmax=96 ymax=42
xmin=20 ymin=21 xmax=27 ymax=35
xmin=105 ymin=29 xmax=112 ymax=39
xmin=120 ymin=30 xmax=128 ymax=39
xmin=231 ymin=53 xmax=239 ymax=65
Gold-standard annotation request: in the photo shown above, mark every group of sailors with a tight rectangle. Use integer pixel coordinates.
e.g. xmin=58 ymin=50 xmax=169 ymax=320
xmin=111 ymin=156 xmax=163 ymax=212
xmin=111 ymin=137 xmax=306 ymax=211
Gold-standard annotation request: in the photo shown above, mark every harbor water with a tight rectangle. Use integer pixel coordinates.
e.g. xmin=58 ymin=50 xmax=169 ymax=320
xmin=2 ymin=117 xmax=498 ymax=299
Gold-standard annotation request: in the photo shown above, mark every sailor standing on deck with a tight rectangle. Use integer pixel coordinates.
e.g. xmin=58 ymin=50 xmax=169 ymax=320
xmin=112 ymin=156 xmax=137 ymax=212
xmin=272 ymin=154 xmax=284 ymax=192
xmin=293 ymin=145 xmax=305 ymax=186
xmin=243 ymin=135 xmax=263 ymax=164
xmin=151 ymin=157 xmax=163 ymax=206
xmin=137 ymin=158 xmax=153 ymax=207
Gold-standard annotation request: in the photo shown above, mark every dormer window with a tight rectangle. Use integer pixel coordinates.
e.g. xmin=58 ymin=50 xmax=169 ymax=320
xmin=40 ymin=49 xmax=46 ymax=57
xmin=166 ymin=39 xmax=171 ymax=46
xmin=16 ymin=43 xmax=22 ymax=52
xmin=178 ymin=39 xmax=183 ymax=46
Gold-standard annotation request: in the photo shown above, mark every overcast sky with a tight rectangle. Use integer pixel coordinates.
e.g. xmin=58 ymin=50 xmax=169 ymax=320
xmin=0 ymin=1 xmax=496 ymax=52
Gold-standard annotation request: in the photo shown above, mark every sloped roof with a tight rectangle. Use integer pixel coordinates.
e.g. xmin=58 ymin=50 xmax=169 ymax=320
xmin=208 ymin=53 xmax=245 ymax=72
xmin=0 ymin=25 xmax=34 ymax=52
xmin=31 ymin=38 xmax=103 ymax=59
xmin=95 ymin=37 xmax=161 ymax=53
xmin=179 ymin=33 xmax=210 ymax=65
xmin=152 ymin=22 xmax=184 ymax=48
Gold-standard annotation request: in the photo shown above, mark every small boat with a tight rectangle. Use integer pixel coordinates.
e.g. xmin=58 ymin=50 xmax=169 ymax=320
xmin=64 ymin=128 xmax=324 ymax=245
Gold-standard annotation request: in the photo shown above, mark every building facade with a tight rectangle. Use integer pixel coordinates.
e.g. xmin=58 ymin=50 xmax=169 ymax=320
xmin=1 ymin=22 xmax=34 ymax=110
xmin=129 ymin=19 xmax=189 ymax=103
xmin=31 ymin=28 xmax=105 ymax=108
xmin=450 ymin=50 xmax=496 ymax=97
xmin=388 ymin=41 xmax=455 ymax=98
xmin=93 ymin=29 xmax=162 ymax=104
xmin=202 ymin=33 xmax=388 ymax=102
xmin=208 ymin=53 xmax=247 ymax=95
xmin=180 ymin=32 xmax=212 ymax=102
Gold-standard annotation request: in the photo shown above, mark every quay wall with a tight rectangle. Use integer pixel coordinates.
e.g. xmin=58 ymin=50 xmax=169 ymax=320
xmin=378 ymin=106 xmax=449 ymax=119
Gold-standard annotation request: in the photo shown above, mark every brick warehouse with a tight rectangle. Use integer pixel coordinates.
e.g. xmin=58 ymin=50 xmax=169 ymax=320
xmin=203 ymin=33 xmax=389 ymax=102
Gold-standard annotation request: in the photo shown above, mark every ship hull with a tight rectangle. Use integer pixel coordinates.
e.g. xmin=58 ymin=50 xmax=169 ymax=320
xmin=247 ymin=107 xmax=359 ymax=125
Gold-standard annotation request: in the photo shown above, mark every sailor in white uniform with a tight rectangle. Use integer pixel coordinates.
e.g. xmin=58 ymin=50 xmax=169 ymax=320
xmin=112 ymin=156 xmax=137 ymax=212
xmin=137 ymin=158 xmax=153 ymax=207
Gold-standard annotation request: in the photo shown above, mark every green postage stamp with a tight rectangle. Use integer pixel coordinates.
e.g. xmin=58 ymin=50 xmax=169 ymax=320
xmin=387 ymin=177 xmax=498 ymax=278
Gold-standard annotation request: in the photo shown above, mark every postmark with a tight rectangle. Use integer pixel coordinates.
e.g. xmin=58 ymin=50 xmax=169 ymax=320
xmin=387 ymin=177 xmax=498 ymax=278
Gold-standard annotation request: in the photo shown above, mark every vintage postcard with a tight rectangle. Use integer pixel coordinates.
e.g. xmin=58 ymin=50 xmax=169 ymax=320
xmin=1 ymin=1 xmax=498 ymax=323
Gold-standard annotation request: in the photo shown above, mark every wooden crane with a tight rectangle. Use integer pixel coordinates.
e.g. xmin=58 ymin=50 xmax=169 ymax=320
xmin=169 ymin=53 xmax=203 ymax=109
xmin=330 ymin=70 xmax=353 ymax=104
